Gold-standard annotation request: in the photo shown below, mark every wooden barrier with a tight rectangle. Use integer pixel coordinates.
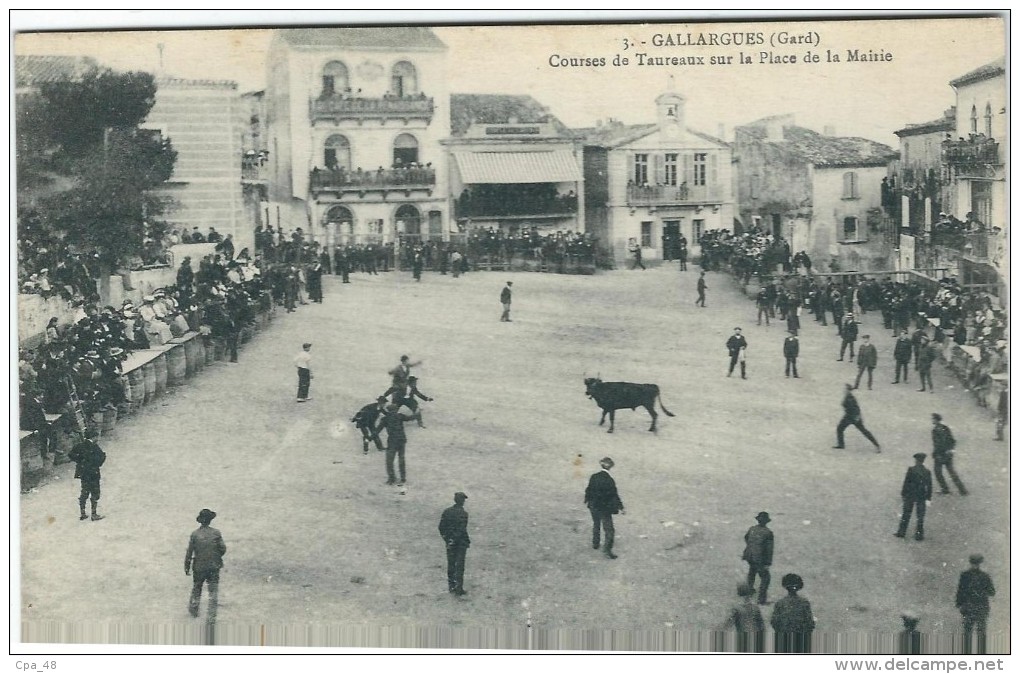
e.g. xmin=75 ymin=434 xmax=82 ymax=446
xmin=166 ymin=344 xmax=187 ymax=385
xmin=142 ymin=362 xmax=157 ymax=403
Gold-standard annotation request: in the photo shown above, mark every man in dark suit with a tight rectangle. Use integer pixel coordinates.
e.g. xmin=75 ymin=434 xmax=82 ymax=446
xmin=185 ymin=508 xmax=227 ymax=619
xmin=838 ymin=313 xmax=859 ymax=361
xmin=853 ymin=334 xmax=878 ymax=390
xmin=783 ymin=332 xmax=800 ymax=378
xmin=68 ymin=427 xmax=106 ymax=521
xmin=756 ymin=287 xmax=770 ymax=326
xmin=893 ymin=329 xmax=913 ymax=383
xmin=585 ymin=457 xmax=624 ymax=559
xmin=373 ymin=403 xmax=416 ymax=486
xmin=932 ymin=413 xmax=968 ymax=495
xmin=956 ymin=553 xmax=995 ymax=654
xmin=500 ymin=281 xmax=513 ymax=322
xmin=834 ymin=383 xmax=881 ymax=452
xmin=743 ymin=511 xmax=774 ymax=605
xmin=895 ymin=453 xmax=933 ymax=541
xmin=726 ymin=327 xmax=748 ymax=379
xmin=695 ymin=272 xmax=707 ymax=307
xmin=438 ymin=492 xmax=471 ymax=596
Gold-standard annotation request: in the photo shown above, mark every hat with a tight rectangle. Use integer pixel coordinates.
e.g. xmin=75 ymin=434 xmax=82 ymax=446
xmin=85 ymin=350 xmax=100 ymax=358
xmin=931 ymin=413 xmax=942 ymax=422
xmin=862 ymin=334 xmax=870 ymax=339
xmin=142 ymin=295 xmax=155 ymax=302
xmin=196 ymin=508 xmax=217 ymax=524
xmin=901 ymin=611 xmax=920 ymax=624
xmin=454 ymin=491 xmax=468 ymax=502
xmin=781 ymin=573 xmax=804 ymax=591
xmin=303 ymin=342 xmax=312 ymax=349
xmin=507 ymin=281 xmax=513 ymax=285
xmin=755 ymin=511 xmax=771 ymax=524
xmin=913 ymin=452 xmax=927 ymax=461
xmin=969 ymin=553 xmax=984 ymax=565
xmin=109 ymin=347 xmax=124 ymax=357
xmin=599 ymin=457 xmax=615 ymax=469
xmin=734 ymin=326 xmax=742 ymax=331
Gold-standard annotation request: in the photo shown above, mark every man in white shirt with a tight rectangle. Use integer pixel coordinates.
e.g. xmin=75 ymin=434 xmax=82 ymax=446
xmin=294 ymin=343 xmax=313 ymax=402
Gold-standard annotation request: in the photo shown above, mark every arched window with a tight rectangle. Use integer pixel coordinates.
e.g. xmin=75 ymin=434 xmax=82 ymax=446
xmin=324 ymin=205 xmax=355 ymax=241
xmin=391 ymin=61 xmax=418 ymax=98
xmin=324 ymin=135 xmax=351 ymax=171
xmin=970 ymin=105 xmax=978 ymax=134
xmin=984 ymin=103 xmax=993 ymax=137
xmin=395 ymin=204 xmax=421 ymax=236
xmin=393 ymin=133 xmax=419 ymax=167
xmin=321 ymin=61 xmax=349 ymax=98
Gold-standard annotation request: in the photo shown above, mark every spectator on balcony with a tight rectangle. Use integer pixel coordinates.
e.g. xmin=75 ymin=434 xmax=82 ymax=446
xmin=207 ymin=227 xmax=222 ymax=244
xmin=215 ymin=234 xmax=235 ymax=260
xmin=190 ymin=227 xmax=205 ymax=243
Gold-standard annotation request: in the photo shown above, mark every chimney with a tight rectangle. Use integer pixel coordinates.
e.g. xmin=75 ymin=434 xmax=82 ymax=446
xmin=765 ymin=114 xmax=795 ymax=142
xmin=717 ymin=123 xmax=726 ymax=140
xmin=823 ymin=125 xmax=836 ymax=136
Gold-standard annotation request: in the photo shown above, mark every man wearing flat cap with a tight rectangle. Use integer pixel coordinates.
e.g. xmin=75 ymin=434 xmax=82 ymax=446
xmin=742 ymin=511 xmax=774 ymax=605
xmin=185 ymin=508 xmax=227 ymax=619
xmin=585 ymin=457 xmax=625 ymax=559
xmin=956 ymin=553 xmax=995 ymax=654
xmin=438 ymin=492 xmax=471 ymax=595
xmin=68 ymin=427 xmax=106 ymax=522
xmin=499 ymin=281 xmax=513 ymax=322
xmin=895 ymin=453 xmax=933 ymax=541
xmin=726 ymin=327 xmax=748 ymax=379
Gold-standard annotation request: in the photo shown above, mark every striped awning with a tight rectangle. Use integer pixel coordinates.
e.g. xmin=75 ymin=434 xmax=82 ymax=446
xmin=453 ymin=151 xmax=582 ymax=184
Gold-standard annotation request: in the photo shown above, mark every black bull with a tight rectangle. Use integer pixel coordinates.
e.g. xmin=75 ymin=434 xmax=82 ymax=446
xmin=583 ymin=378 xmax=675 ymax=433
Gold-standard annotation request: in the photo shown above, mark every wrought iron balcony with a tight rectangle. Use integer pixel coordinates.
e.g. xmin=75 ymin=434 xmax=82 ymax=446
xmin=626 ymin=184 xmax=721 ymax=206
xmin=310 ymin=95 xmax=435 ymax=124
xmin=943 ymin=138 xmax=1001 ymax=174
xmin=309 ymin=167 xmax=436 ymax=194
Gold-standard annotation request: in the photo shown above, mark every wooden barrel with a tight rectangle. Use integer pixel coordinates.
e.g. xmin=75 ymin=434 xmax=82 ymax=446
xmin=194 ymin=338 xmax=206 ymax=372
xmin=167 ymin=345 xmax=186 ymax=385
xmin=153 ymin=354 xmax=168 ymax=394
xmin=142 ymin=361 xmax=157 ymax=403
xmin=128 ymin=369 xmax=145 ymax=407
xmin=101 ymin=407 xmax=118 ymax=433
xmin=182 ymin=338 xmax=195 ymax=376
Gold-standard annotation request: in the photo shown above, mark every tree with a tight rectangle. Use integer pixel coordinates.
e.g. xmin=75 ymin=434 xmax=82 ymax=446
xmin=16 ymin=67 xmax=176 ymax=271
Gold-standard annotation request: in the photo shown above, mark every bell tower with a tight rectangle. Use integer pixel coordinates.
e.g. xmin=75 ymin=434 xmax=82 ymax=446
xmin=655 ymin=74 xmax=685 ymax=138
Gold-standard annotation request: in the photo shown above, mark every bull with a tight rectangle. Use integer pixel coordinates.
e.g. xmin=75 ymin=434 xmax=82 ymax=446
xmin=583 ymin=375 xmax=675 ymax=433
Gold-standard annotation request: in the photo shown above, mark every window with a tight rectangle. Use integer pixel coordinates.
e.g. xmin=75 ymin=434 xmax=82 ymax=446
xmin=985 ymin=103 xmax=993 ymax=137
xmin=693 ymin=153 xmax=708 ymax=186
xmin=842 ymin=171 xmax=859 ymax=199
xmin=395 ymin=204 xmax=421 ymax=235
xmin=640 ymin=221 xmax=653 ymax=248
xmin=634 ymin=154 xmax=649 ymax=185
xmin=324 ymin=134 xmax=351 ymax=171
xmin=322 ymin=61 xmax=349 ymax=97
xmin=750 ymin=174 xmax=760 ymax=199
xmin=428 ymin=211 xmax=443 ymax=241
xmin=693 ymin=218 xmax=704 ymax=242
xmin=902 ymin=141 xmax=909 ymax=164
xmin=391 ymin=61 xmax=418 ymax=97
xmin=664 ymin=153 xmax=678 ymax=186
xmin=843 ymin=216 xmax=860 ymax=241
xmin=970 ymin=105 xmax=978 ymax=134
xmin=393 ymin=133 xmax=419 ymax=166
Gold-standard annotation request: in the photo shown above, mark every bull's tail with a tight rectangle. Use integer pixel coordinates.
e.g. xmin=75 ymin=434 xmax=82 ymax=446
xmin=657 ymin=388 xmax=676 ymax=417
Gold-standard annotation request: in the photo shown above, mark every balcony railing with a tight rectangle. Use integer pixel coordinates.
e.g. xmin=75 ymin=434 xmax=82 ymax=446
xmin=310 ymin=95 xmax=435 ymax=123
xmin=943 ymin=138 xmax=1001 ymax=169
xmin=310 ymin=167 xmax=436 ymax=192
xmin=930 ymin=231 xmax=997 ymax=261
xmin=626 ymin=184 xmax=721 ymax=206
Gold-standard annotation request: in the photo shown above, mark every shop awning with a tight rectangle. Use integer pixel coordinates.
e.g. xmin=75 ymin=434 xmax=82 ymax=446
xmin=453 ymin=151 xmax=582 ymax=184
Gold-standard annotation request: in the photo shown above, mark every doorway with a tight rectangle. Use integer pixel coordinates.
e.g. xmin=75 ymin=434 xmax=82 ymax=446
xmin=662 ymin=220 xmax=681 ymax=260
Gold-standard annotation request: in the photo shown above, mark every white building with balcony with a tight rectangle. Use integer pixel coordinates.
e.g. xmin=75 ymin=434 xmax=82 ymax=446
xmin=580 ymin=82 xmax=734 ymax=266
xmin=264 ymin=27 xmax=449 ymax=248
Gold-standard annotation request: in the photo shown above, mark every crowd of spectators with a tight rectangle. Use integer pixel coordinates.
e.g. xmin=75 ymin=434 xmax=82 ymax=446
xmin=17 ymin=234 xmax=98 ymax=301
xmin=311 ymin=162 xmax=436 ymax=188
xmin=455 ymin=185 xmax=578 ymax=219
xmin=698 ymin=227 xmax=795 ymax=280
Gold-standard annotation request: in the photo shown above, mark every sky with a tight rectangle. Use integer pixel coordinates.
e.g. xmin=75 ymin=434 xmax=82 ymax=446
xmin=12 ymin=11 xmax=1007 ymax=148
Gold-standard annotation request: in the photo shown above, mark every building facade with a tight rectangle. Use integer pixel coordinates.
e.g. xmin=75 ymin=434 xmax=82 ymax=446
xmin=264 ymin=27 xmax=449 ymax=250
xmin=144 ymin=77 xmax=249 ymax=253
xmin=733 ymin=115 xmax=897 ymax=272
xmin=445 ymin=94 xmax=583 ymax=241
xmin=945 ymin=57 xmax=1007 ymax=288
xmin=581 ymin=85 xmax=734 ymax=267
xmin=886 ymin=109 xmax=955 ymax=233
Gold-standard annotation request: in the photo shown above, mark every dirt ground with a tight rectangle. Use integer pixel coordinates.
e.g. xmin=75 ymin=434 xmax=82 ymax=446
xmin=18 ymin=265 xmax=1010 ymax=651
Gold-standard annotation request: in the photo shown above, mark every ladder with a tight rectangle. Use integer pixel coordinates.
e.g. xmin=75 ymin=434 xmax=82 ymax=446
xmin=65 ymin=375 xmax=88 ymax=434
